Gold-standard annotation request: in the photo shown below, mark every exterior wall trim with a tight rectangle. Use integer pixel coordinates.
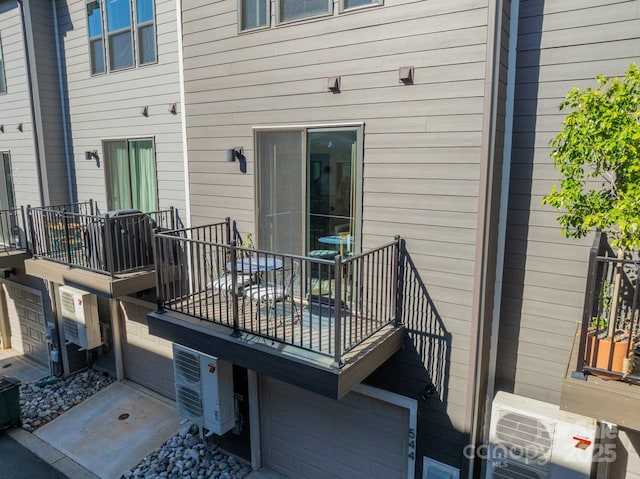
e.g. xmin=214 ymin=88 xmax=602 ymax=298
xmin=353 ymin=383 xmax=418 ymax=479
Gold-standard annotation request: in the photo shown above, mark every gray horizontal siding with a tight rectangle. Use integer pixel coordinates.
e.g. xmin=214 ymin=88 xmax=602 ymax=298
xmin=55 ymin=0 xmax=185 ymax=214
xmin=499 ymin=0 xmax=640 ymax=405
xmin=182 ymin=0 xmax=493 ymax=471
xmin=0 ymin=1 xmax=41 ymax=208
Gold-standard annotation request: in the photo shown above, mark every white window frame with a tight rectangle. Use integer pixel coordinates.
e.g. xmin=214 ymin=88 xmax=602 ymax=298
xmin=238 ymin=0 xmax=270 ymax=32
xmin=339 ymin=0 xmax=383 ymax=13
xmin=86 ymin=0 xmax=157 ymax=76
xmin=276 ymin=0 xmax=333 ymax=25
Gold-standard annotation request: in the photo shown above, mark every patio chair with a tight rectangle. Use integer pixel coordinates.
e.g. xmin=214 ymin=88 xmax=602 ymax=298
xmin=205 ymin=249 xmax=254 ymax=295
xmin=242 ymin=259 xmax=300 ymax=322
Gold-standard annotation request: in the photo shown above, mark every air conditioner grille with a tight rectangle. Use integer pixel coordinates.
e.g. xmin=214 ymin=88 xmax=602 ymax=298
xmin=60 ymin=292 xmax=79 ymax=343
xmin=176 ymin=385 xmax=202 ymax=420
xmin=174 ymin=349 xmax=200 ymax=383
xmin=491 ymin=460 xmax=546 ymax=479
xmin=495 ymin=413 xmax=553 ymax=460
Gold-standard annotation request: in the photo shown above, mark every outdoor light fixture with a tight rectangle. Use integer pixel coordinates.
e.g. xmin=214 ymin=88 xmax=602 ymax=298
xmin=85 ymin=150 xmax=98 ymax=160
xmin=140 ymin=105 xmax=149 ymax=116
xmin=16 ymin=123 xmax=23 ymax=132
xmin=399 ymin=66 xmax=414 ymax=85
xmin=226 ymin=147 xmax=247 ymax=174
xmin=327 ymin=76 xmax=340 ymax=93
xmin=0 ymin=125 xmax=3 ymax=133
xmin=168 ymin=103 xmax=177 ymax=114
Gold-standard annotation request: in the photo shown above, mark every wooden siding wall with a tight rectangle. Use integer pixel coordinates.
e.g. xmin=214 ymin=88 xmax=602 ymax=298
xmin=0 ymin=1 xmax=42 ymax=208
xmin=55 ymin=0 xmax=185 ymax=214
xmin=182 ymin=0 xmax=492 ymax=471
xmin=29 ymin=0 xmax=68 ymax=206
xmin=498 ymin=0 xmax=640 ymax=404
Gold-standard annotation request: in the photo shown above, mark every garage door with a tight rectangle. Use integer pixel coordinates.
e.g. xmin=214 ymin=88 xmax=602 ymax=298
xmin=4 ymin=282 xmax=48 ymax=365
xmin=260 ymin=377 xmax=409 ymax=479
xmin=120 ymin=299 xmax=175 ymax=399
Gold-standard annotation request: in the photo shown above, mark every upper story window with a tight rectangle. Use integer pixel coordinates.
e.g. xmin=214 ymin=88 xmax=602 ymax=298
xmin=86 ymin=0 xmax=156 ymax=75
xmin=278 ymin=0 xmax=331 ymax=23
xmin=239 ymin=0 xmax=381 ymax=31
xmin=0 ymin=34 xmax=6 ymax=93
xmin=240 ymin=0 xmax=269 ymax=31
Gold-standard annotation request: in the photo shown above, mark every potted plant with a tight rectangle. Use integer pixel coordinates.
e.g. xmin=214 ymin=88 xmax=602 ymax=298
xmin=542 ymin=64 xmax=640 ymax=377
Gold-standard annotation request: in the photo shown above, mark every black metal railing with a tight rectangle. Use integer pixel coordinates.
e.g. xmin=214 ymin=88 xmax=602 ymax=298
xmin=575 ymin=232 xmax=640 ymax=382
xmin=29 ymin=203 xmax=176 ymax=276
xmin=0 ymin=206 xmax=28 ymax=253
xmin=154 ymin=219 xmax=401 ymax=365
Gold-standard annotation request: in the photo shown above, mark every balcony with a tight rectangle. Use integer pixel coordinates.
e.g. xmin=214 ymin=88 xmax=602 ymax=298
xmin=24 ymin=201 xmax=177 ymax=298
xmin=0 ymin=206 xmax=30 ymax=272
xmin=561 ymin=232 xmax=640 ymax=429
xmin=147 ymin=220 xmax=405 ymax=399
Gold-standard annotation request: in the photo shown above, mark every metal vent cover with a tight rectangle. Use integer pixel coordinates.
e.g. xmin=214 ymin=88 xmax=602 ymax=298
xmin=495 ymin=412 xmax=554 ymax=461
xmin=176 ymin=384 xmax=203 ymax=421
xmin=174 ymin=348 xmax=200 ymax=383
xmin=492 ymin=460 xmax=546 ymax=479
xmin=60 ymin=291 xmax=79 ymax=343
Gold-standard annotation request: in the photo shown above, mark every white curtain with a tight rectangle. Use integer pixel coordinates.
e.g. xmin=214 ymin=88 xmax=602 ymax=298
xmin=128 ymin=139 xmax=157 ymax=212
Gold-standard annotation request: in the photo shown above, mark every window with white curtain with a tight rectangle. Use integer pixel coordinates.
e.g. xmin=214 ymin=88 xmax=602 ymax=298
xmin=103 ymin=138 xmax=157 ymax=212
xmin=86 ymin=0 xmax=156 ymax=75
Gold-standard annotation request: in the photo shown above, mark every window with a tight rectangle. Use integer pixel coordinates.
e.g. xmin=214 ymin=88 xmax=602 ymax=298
xmin=103 ymin=138 xmax=157 ymax=212
xmin=240 ymin=0 xmax=269 ymax=31
xmin=278 ymin=0 xmax=331 ymax=23
xmin=255 ymin=126 xmax=363 ymax=256
xmin=86 ymin=0 xmax=156 ymax=75
xmin=341 ymin=0 xmax=381 ymax=10
xmin=0 ymin=34 xmax=6 ymax=93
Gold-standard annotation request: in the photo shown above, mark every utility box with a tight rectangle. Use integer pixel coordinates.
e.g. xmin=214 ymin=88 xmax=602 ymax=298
xmin=0 ymin=376 xmax=20 ymax=429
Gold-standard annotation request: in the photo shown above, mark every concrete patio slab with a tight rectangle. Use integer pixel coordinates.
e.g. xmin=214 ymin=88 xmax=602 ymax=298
xmin=0 ymin=348 xmax=49 ymax=383
xmin=35 ymin=380 xmax=182 ymax=479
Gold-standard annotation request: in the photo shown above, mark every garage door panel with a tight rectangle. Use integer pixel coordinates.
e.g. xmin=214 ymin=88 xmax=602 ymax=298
xmin=4 ymin=283 xmax=47 ymax=365
xmin=261 ymin=377 xmax=409 ymax=479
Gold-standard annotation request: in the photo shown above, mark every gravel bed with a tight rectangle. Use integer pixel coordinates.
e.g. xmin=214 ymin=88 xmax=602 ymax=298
xmin=19 ymin=369 xmax=115 ymax=431
xmin=122 ymin=424 xmax=252 ymax=479
xmin=18 ymin=370 xmax=249 ymax=479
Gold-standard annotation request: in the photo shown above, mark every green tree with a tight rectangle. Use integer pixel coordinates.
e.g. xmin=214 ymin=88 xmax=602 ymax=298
xmin=543 ymin=64 xmax=640 ymax=339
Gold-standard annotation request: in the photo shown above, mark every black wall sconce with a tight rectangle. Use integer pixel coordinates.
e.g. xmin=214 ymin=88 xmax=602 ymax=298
xmin=0 ymin=125 xmax=4 ymax=133
xmin=168 ymin=103 xmax=177 ymax=114
xmin=16 ymin=123 xmax=23 ymax=132
xmin=399 ymin=66 xmax=414 ymax=85
xmin=140 ymin=105 xmax=149 ymax=117
xmin=327 ymin=76 xmax=341 ymax=93
xmin=226 ymin=147 xmax=247 ymax=174
xmin=85 ymin=150 xmax=98 ymax=160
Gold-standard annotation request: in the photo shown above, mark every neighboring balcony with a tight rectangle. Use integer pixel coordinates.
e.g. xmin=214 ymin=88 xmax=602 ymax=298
xmin=561 ymin=232 xmax=640 ymax=430
xmin=24 ymin=201 xmax=177 ymax=298
xmin=0 ymin=206 xmax=30 ymax=273
xmin=147 ymin=219 xmax=405 ymax=399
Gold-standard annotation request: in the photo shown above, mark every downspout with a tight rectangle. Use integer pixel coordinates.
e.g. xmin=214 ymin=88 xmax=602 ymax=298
xmin=467 ymin=0 xmax=505 ymax=477
xmin=483 ymin=0 xmax=519 ymax=443
xmin=52 ymin=0 xmax=75 ymax=204
xmin=176 ymin=0 xmax=191 ymax=228
xmin=16 ymin=0 xmax=45 ymax=206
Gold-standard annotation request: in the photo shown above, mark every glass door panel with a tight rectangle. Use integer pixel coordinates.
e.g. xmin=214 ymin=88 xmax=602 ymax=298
xmin=256 ymin=130 xmax=304 ymax=254
xmin=307 ymin=130 xmax=357 ymax=256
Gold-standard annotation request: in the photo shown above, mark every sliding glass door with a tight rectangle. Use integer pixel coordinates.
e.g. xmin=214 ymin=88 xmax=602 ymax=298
xmin=255 ymin=126 xmax=362 ymax=256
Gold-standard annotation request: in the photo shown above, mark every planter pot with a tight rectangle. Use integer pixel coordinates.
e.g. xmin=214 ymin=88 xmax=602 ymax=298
xmin=585 ymin=329 xmax=630 ymax=378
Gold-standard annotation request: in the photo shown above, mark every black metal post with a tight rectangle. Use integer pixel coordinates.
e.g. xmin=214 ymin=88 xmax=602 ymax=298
xmin=20 ymin=206 xmax=27 ymax=252
xmin=230 ymin=240 xmax=241 ymax=337
xmin=104 ymin=213 xmax=115 ymax=276
xmin=152 ymin=229 xmax=165 ymax=313
xmin=333 ymin=255 xmax=343 ymax=368
xmin=62 ymin=209 xmax=72 ymax=265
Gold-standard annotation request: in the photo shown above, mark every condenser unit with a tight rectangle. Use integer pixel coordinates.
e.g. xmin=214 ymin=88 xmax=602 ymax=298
xmin=487 ymin=391 xmax=599 ymax=479
xmin=172 ymin=343 xmax=234 ymax=436
xmin=58 ymin=285 xmax=101 ymax=350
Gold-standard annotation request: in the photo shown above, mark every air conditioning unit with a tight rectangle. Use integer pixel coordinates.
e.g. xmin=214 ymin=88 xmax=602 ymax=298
xmin=487 ymin=391 xmax=598 ymax=479
xmin=58 ymin=285 xmax=101 ymax=350
xmin=172 ymin=343 xmax=234 ymax=436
